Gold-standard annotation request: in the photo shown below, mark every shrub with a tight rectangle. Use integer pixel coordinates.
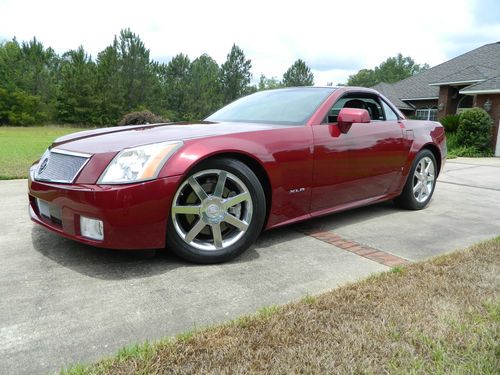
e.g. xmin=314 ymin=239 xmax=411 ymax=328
xmin=456 ymin=108 xmax=492 ymax=152
xmin=118 ymin=110 xmax=168 ymax=126
xmin=448 ymin=146 xmax=493 ymax=158
xmin=446 ymin=132 xmax=459 ymax=150
xmin=447 ymin=132 xmax=493 ymax=158
xmin=440 ymin=114 xmax=460 ymax=133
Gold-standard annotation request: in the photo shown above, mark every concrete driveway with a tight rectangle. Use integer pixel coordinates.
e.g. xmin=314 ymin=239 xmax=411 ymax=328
xmin=1 ymin=157 xmax=499 ymax=374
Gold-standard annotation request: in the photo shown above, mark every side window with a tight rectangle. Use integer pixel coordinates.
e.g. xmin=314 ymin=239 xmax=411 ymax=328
xmin=323 ymin=98 xmax=347 ymax=123
xmin=322 ymin=94 xmax=394 ymax=123
xmin=323 ymin=96 xmax=382 ymax=123
xmin=381 ymin=100 xmax=398 ymax=121
xmin=364 ymin=98 xmax=383 ymax=121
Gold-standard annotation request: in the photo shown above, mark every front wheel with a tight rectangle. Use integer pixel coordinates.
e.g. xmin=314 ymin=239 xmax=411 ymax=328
xmin=166 ymin=158 xmax=266 ymax=263
xmin=394 ymin=149 xmax=437 ymax=210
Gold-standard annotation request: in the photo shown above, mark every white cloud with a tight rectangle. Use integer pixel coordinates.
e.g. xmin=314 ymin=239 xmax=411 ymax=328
xmin=0 ymin=0 xmax=498 ymax=85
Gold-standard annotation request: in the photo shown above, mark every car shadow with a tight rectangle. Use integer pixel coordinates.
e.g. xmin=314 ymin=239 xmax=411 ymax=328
xmin=291 ymin=200 xmax=401 ymax=233
xmin=250 ymin=200 xmax=403 ymax=250
xmin=30 ymin=226 xmax=260 ymax=281
xmin=255 ymin=226 xmax=307 ymax=248
xmin=30 ymin=200 xmax=402 ymax=280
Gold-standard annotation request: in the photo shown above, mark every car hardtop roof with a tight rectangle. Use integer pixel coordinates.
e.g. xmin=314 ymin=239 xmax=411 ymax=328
xmin=271 ymin=86 xmax=380 ymax=94
xmin=266 ymin=86 xmax=336 ymax=91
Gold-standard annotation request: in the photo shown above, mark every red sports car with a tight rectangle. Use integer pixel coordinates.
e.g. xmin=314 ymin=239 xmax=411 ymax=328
xmin=28 ymin=87 xmax=446 ymax=263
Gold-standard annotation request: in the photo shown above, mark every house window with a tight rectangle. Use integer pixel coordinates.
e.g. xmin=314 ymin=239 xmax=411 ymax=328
xmin=415 ymin=108 xmax=437 ymax=121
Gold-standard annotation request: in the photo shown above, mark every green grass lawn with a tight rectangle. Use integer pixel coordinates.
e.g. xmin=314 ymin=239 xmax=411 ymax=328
xmin=0 ymin=126 xmax=87 ymax=179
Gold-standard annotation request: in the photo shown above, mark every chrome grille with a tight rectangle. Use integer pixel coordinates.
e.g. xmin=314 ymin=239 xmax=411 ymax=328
xmin=35 ymin=149 xmax=91 ymax=183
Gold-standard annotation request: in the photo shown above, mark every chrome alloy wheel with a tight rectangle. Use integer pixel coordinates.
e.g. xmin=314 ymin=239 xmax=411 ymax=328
xmin=171 ymin=169 xmax=253 ymax=251
xmin=412 ymin=156 xmax=435 ymax=203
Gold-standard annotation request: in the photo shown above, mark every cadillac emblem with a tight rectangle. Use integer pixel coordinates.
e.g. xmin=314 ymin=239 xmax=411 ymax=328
xmin=38 ymin=157 xmax=49 ymax=174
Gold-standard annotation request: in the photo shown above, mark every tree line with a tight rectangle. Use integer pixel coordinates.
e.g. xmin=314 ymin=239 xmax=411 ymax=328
xmin=346 ymin=53 xmax=429 ymax=87
xmin=0 ymin=29 xmax=315 ymax=126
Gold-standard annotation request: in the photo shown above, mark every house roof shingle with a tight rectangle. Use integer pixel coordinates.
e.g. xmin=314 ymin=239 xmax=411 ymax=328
xmin=373 ymin=42 xmax=500 ymax=109
xmin=372 ymin=82 xmax=414 ymax=110
xmin=428 ymin=65 xmax=499 ymax=86
xmin=460 ymin=74 xmax=500 ymax=94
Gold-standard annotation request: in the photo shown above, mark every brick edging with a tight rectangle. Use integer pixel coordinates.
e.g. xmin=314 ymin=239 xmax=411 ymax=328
xmin=297 ymin=227 xmax=410 ymax=267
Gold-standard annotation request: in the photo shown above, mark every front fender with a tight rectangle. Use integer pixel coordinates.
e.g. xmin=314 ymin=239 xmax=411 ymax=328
xmin=158 ymin=126 xmax=315 ymax=229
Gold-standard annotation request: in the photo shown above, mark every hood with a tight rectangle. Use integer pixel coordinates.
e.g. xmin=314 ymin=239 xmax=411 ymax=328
xmin=52 ymin=121 xmax=289 ymax=154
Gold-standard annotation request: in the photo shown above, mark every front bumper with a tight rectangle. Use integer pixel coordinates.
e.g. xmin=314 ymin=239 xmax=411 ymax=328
xmin=28 ymin=168 xmax=182 ymax=249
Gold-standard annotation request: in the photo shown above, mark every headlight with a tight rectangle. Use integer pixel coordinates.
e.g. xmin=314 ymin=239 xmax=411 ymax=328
xmin=98 ymin=141 xmax=183 ymax=184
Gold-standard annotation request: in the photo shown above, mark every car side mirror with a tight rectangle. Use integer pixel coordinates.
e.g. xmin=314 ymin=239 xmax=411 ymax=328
xmin=337 ymin=108 xmax=371 ymax=133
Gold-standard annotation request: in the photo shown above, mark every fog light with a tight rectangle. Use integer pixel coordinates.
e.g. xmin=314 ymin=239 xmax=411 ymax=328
xmin=37 ymin=198 xmax=51 ymax=218
xmin=80 ymin=216 xmax=104 ymax=241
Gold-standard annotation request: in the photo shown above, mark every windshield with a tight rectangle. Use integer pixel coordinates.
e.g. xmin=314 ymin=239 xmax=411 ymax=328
xmin=206 ymin=87 xmax=336 ymax=125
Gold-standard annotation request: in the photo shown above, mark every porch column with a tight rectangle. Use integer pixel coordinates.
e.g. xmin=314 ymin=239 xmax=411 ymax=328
xmin=437 ymin=85 xmax=459 ymax=119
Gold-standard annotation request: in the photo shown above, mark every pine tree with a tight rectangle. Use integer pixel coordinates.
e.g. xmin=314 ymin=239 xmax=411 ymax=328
xmin=282 ymin=59 xmax=314 ymax=87
xmin=57 ymin=46 xmax=97 ymax=124
xmin=219 ymin=44 xmax=252 ymax=104
xmin=187 ymin=54 xmax=221 ymax=119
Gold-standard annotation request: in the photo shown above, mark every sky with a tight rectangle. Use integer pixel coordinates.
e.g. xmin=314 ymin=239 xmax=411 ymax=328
xmin=0 ymin=0 xmax=499 ymax=85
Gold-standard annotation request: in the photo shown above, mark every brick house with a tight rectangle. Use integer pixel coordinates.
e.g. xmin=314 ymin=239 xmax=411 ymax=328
xmin=373 ymin=42 xmax=500 ymax=155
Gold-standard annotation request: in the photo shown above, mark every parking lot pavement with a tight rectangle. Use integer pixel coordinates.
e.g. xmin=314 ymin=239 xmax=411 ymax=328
xmin=1 ymin=157 xmax=499 ymax=374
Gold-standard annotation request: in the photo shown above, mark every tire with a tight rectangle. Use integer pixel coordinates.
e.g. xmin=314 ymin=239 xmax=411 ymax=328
xmin=394 ymin=149 xmax=437 ymax=210
xmin=166 ymin=158 xmax=266 ymax=263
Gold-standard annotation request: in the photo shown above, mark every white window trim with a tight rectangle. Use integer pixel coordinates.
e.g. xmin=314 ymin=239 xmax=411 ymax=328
xmin=415 ymin=108 xmax=437 ymax=121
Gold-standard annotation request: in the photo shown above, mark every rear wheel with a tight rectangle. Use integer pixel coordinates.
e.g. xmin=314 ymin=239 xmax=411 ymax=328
xmin=166 ymin=158 xmax=266 ymax=263
xmin=394 ymin=149 xmax=437 ymax=210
